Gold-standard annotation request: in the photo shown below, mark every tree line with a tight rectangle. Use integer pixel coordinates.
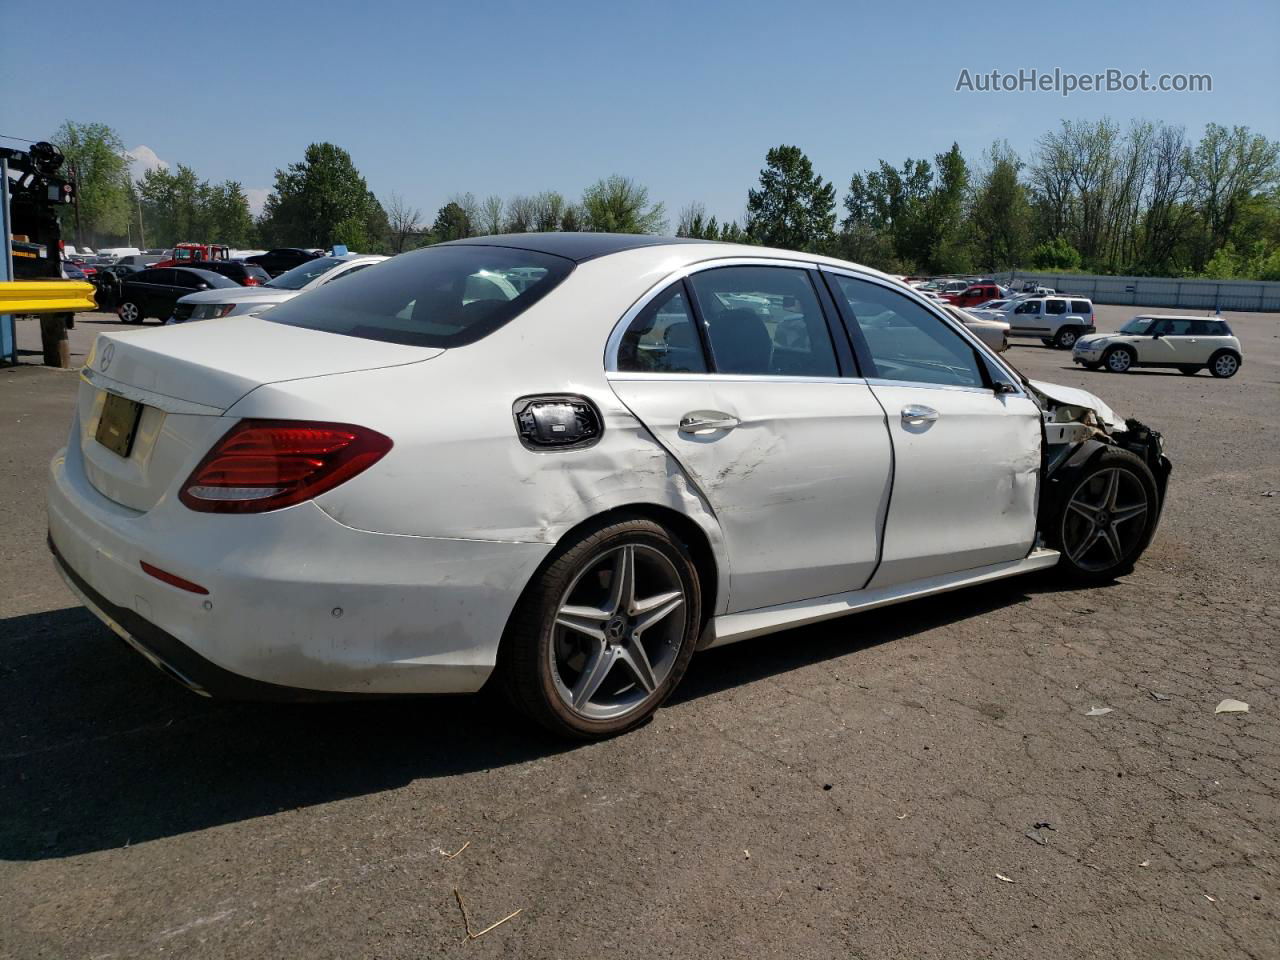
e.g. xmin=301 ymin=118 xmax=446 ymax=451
xmin=48 ymin=117 xmax=1280 ymax=280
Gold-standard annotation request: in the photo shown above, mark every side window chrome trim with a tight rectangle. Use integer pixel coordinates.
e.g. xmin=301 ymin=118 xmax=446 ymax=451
xmin=816 ymin=264 xmax=1027 ymax=397
xmin=604 ymin=256 xmax=819 ymax=372
xmin=607 ymin=371 xmax=870 ymax=386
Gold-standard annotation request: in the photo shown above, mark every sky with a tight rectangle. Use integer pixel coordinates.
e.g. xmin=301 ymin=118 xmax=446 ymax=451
xmin=2 ymin=0 xmax=1278 ymax=226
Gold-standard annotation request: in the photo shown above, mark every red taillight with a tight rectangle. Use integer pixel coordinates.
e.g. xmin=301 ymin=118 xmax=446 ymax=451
xmin=244 ymin=276 xmax=260 ymax=285
xmin=179 ymin=420 xmax=393 ymax=513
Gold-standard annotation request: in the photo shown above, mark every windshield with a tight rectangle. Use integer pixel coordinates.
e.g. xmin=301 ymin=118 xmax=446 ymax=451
xmin=265 ymin=245 xmax=574 ymax=347
xmin=266 ymin=256 xmax=345 ymax=290
xmin=1119 ymin=316 xmax=1157 ymax=334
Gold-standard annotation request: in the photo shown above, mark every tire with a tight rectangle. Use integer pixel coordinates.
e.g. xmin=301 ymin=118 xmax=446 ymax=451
xmin=1103 ymin=345 xmax=1135 ymax=373
xmin=1040 ymin=338 xmax=1054 ymax=347
xmin=1080 ymin=361 xmax=1101 ymax=371
xmin=1208 ymin=350 xmax=1240 ymax=378
xmin=117 ymin=301 xmax=142 ymax=324
xmin=498 ymin=516 xmax=702 ymax=740
xmin=1054 ymin=326 xmax=1081 ymax=350
xmin=1048 ymin=447 xmax=1160 ymax=584
xmin=1179 ymin=366 xmax=1201 ymax=376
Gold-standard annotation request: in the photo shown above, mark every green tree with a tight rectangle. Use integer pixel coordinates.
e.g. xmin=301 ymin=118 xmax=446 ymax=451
xmin=431 ymin=201 xmax=472 ymax=242
xmin=50 ymin=120 xmax=132 ymax=246
xmin=258 ymin=143 xmax=384 ymax=249
xmin=970 ymin=142 xmax=1032 ymax=271
xmin=676 ymin=202 xmax=721 ymax=239
xmin=1030 ymin=237 xmax=1082 ymax=270
xmin=581 ymin=176 xmax=666 ymax=233
xmin=746 ymin=145 xmax=836 ymax=252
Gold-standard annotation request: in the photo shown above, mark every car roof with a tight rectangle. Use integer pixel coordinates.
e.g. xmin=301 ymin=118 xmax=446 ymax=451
xmin=1134 ymin=313 xmax=1226 ymax=321
xmin=171 ymin=267 xmax=238 ymax=285
xmin=438 ymin=232 xmax=715 ymax=263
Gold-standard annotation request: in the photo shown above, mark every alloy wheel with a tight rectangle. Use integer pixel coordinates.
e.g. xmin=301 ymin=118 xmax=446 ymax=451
xmin=549 ymin=543 xmax=687 ymax=721
xmin=1057 ymin=329 xmax=1077 ymax=348
xmin=1214 ymin=354 xmax=1238 ymax=377
xmin=1062 ymin=468 xmax=1149 ymax=573
xmin=1106 ymin=349 xmax=1132 ymax=372
xmin=119 ymin=302 xmax=139 ymax=323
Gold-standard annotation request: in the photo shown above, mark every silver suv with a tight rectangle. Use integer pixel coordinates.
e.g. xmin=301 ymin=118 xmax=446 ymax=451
xmin=1005 ymin=296 xmax=1096 ymax=349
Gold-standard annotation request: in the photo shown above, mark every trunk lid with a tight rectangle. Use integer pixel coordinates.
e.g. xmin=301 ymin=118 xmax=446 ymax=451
xmin=78 ymin=317 xmax=439 ymax=511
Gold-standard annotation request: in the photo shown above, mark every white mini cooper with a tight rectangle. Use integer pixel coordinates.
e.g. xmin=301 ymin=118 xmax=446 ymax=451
xmin=1074 ymin=314 xmax=1243 ymax=377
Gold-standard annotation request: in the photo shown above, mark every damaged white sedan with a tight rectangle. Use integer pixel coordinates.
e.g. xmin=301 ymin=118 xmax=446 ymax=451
xmin=48 ymin=234 xmax=1171 ymax=738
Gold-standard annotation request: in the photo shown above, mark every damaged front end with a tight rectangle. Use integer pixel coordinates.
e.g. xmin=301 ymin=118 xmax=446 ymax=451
xmin=1027 ymin=380 xmax=1173 ymax=531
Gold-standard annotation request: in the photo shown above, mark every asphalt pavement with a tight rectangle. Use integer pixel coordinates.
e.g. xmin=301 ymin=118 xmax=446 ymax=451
xmin=1 ymin=306 xmax=1276 ymax=959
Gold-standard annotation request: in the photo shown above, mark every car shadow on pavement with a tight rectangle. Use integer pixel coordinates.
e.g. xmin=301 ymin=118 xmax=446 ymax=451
xmin=1 ymin=578 xmax=1062 ymax=861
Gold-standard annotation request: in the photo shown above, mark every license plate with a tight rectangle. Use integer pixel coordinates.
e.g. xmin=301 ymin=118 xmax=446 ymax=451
xmin=96 ymin=393 xmax=143 ymax=458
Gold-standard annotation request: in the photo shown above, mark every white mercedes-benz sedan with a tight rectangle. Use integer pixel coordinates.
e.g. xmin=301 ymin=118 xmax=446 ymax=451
xmin=48 ymin=234 xmax=1171 ymax=739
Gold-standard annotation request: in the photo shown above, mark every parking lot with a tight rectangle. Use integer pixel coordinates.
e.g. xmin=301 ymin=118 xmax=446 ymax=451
xmin=1 ymin=306 xmax=1276 ymax=959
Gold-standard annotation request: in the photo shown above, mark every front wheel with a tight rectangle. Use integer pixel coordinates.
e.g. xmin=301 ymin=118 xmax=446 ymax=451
xmin=1179 ymin=366 xmax=1202 ymax=376
xmin=498 ymin=516 xmax=702 ymax=740
xmin=1104 ymin=346 xmax=1135 ymax=373
xmin=117 ymin=301 xmax=142 ymax=324
xmin=1048 ymin=448 xmax=1160 ymax=584
xmin=1080 ymin=361 xmax=1102 ymax=371
xmin=1209 ymin=351 xmax=1240 ymax=378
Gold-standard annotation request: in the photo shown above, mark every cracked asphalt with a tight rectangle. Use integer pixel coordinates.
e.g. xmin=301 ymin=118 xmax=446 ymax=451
xmin=1 ymin=307 xmax=1277 ymax=959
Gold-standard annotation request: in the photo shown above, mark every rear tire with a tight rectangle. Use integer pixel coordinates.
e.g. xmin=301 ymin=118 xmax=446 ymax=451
xmin=1103 ymin=346 xmax=1135 ymax=373
xmin=1048 ymin=447 xmax=1160 ymax=584
xmin=1054 ymin=326 xmax=1080 ymax=350
xmin=497 ymin=516 xmax=701 ymax=740
xmin=1209 ymin=351 xmax=1240 ymax=378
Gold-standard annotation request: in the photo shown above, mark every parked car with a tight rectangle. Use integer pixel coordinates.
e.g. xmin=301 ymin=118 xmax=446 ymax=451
xmin=170 ymin=254 xmax=388 ymax=322
xmin=1073 ymin=315 xmax=1242 ymax=378
xmin=943 ymin=283 xmax=1003 ymax=308
xmin=246 ymin=247 xmax=325 ymax=277
xmin=61 ymin=261 xmax=89 ymax=281
xmin=50 ymin=234 xmax=1170 ymax=739
xmin=116 ymin=254 xmax=166 ymax=271
xmin=941 ymin=304 xmax=1009 ymax=352
xmin=115 ymin=267 xmax=239 ymax=324
xmin=176 ymin=259 xmax=272 ymax=287
xmin=1005 ymin=295 xmax=1096 ymax=349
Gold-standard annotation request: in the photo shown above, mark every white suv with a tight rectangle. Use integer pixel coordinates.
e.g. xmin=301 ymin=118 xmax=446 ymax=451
xmin=1004 ymin=295 xmax=1096 ymax=349
xmin=1073 ymin=315 xmax=1243 ymax=378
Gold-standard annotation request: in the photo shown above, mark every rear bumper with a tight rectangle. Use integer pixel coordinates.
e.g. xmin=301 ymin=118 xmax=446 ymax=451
xmin=47 ymin=440 xmax=551 ymax=698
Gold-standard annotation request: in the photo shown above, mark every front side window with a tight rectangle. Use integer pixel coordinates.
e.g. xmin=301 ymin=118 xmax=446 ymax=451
xmin=1045 ymin=299 xmax=1067 ymax=315
xmin=617 ymin=283 xmax=707 ymax=373
xmin=829 ymin=274 xmax=984 ymax=388
xmin=1154 ymin=318 xmax=1195 ymax=335
xmin=1014 ymin=300 xmax=1040 ymax=315
xmin=265 ymin=245 xmax=574 ymax=347
xmin=687 ymin=266 xmax=838 ymax=377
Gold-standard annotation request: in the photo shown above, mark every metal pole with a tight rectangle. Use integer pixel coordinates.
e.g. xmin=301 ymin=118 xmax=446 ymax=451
xmin=1 ymin=157 xmax=15 ymax=366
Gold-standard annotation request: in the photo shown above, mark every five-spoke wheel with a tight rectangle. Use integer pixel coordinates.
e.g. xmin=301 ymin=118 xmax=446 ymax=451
xmin=499 ymin=516 xmax=701 ymax=739
xmin=1051 ymin=448 xmax=1159 ymax=582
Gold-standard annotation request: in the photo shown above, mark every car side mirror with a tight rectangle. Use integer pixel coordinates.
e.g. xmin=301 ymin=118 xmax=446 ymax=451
xmin=1151 ymin=331 xmax=1162 ymax=339
xmin=993 ymin=381 xmax=1019 ymax=396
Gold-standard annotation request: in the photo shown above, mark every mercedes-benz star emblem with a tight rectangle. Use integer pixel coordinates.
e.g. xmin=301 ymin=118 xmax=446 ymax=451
xmin=100 ymin=342 xmax=115 ymax=372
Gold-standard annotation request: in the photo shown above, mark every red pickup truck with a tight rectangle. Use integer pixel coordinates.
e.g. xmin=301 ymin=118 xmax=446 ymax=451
xmin=943 ymin=283 xmax=1002 ymax=307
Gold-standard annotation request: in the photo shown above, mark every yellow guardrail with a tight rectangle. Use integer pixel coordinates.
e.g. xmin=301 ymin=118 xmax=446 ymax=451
xmin=0 ymin=280 xmax=97 ymax=314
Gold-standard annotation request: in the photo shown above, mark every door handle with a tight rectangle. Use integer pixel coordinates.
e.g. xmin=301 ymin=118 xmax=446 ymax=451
xmin=679 ymin=411 xmax=740 ymax=434
xmin=901 ymin=405 xmax=939 ymax=427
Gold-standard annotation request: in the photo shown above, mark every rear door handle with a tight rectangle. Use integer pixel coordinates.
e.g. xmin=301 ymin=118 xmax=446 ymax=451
xmin=901 ymin=405 xmax=939 ymax=427
xmin=679 ymin=411 xmax=740 ymax=434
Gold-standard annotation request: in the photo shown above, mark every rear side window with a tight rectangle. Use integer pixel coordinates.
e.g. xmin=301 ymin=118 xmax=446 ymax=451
xmin=617 ymin=283 xmax=707 ymax=373
xmin=1071 ymin=300 xmax=1092 ymax=313
xmin=1191 ymin=319 xmax=1231 ymax=336
xmin=687 ymin=266 xmax=838 ymax=377
xmin=265 ymin=245 xmax=574 ymax=347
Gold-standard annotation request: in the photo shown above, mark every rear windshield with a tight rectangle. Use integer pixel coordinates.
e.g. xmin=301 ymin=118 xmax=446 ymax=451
xmin=265 ymin=245 xmax=574 ymax=347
